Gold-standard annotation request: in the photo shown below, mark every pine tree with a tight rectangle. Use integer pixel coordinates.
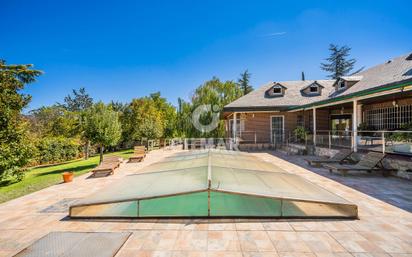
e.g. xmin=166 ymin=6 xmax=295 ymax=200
xmin=320 ymin=44 xmax=357 ymax=79
xmin=301 ymin=71 xmax=305 ymax=81
xmin=238 ymin=70 xmax=253 ymax=95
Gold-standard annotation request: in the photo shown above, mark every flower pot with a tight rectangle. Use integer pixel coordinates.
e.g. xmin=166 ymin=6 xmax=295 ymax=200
xmin=62 ymin=172 xmax=74 ymax=183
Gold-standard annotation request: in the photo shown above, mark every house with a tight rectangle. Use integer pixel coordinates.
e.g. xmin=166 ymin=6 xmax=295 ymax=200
xmin=223 ymin=53 xmax=412 ymax=155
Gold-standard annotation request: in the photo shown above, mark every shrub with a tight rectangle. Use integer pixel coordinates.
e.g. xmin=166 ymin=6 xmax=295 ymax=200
xmin=34 ymin=137 xmax=81 ymax=165
xmin=293 ymin=126 xmax=308 ymax=143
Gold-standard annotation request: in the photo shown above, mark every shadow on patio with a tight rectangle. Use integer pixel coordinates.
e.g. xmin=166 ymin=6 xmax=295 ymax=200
xmin=262 ymin=150 xmax=412 ymax=213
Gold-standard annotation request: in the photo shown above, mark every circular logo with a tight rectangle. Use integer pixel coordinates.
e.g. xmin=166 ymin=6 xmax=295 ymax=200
xmin=191 ymin=104 xmax=220 ymax=133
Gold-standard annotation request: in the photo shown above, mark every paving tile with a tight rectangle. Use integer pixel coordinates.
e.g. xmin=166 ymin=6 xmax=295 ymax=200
xmin=174 ymin=231 xmax=208 ymax=251
xmin=359 ymin=232 xmax=412 ymax=254
xmin=133 ymin=250 xmax=173 ymax=257
xmin=262 ymin=222 xmax=293 ymax=231
xmin=243 ymin=251 xmax=279 ymax=257
xmin=351 ymin=253 xmax=391 ymax=257
xmin=171 ymin=251 xmax=207 ymax=257
xmin=1 ymin=149 xmax=412 ymax=257
xmin=236 ymin=220 xmax=265 ymax=231
xmin=237 ymin=231 xmax=276 ymax=252
xmin=206 ymin=251 xmax=243 ymax=257
xmin=277 ymin=252 xmax=317 ymax=257
xmin=314 ymin=253 xmax=353 ymax=257
xmin=267 ymin=231 xmax=312 ymax=253
xmin=140 ymin=230 xmax=179 ymax=251
xmin=207 ymin=231 xmax=240 ymax=251
xmin=330 ymin=231 xmax=385 ymax=253
xmin=122 ymin=231 xmax=151 ymax=250
xmin=297 ymin=232 xmax=346 ymax=253
xmin=208 ymin=220 xmax=236 ymax=231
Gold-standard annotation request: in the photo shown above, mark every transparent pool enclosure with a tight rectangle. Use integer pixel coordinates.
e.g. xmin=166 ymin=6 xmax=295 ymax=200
xmin=70 ymin=150 xmax=358 ymax=219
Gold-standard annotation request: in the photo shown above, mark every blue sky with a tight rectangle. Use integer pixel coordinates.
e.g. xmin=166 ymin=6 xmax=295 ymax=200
xmin=2 ymin=0 xmax=411 ymax=110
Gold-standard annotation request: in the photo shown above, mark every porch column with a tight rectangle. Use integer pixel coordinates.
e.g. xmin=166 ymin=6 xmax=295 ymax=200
xmin=357 ymin=103 xmax=363 ymax=126
xmin=233 ymin=112 xmax=237 ymax=143
xmin=313 ymin=108 xmax=317 ymax=146
xmin=353 ymin=100 xmax=358 ymax=152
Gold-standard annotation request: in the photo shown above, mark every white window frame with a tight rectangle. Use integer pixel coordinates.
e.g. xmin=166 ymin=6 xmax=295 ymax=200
xmin=270 ymin=115 xmax=285 ymax=143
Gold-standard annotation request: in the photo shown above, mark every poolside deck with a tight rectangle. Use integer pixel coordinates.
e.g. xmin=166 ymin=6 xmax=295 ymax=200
xmin=0 ymin=149 xmax=411 ymax=257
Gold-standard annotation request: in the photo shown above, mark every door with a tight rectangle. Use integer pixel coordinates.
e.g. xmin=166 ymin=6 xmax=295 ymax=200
xmin=271 ymin=116 xmax=284 ymax=143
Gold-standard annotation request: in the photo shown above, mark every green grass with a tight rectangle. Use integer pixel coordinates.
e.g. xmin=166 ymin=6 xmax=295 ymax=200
xmin=0 ymin=149 xmax=133 ymax=203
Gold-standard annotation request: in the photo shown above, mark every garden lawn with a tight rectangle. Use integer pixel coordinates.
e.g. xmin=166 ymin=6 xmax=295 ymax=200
xmin=0 ymin=149 xmax=133 ymax=203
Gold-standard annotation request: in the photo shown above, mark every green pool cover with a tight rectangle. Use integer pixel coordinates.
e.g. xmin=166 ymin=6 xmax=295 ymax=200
xmin=70 ymin=150 xmax=357 ymax=218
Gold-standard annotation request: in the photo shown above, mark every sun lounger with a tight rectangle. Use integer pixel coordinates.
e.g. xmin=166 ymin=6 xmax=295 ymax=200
xmin=305 ymin=149 xmax=352 ymax=167
xmin=91 ymin=155 xmax=123 ymax=177
xmin=129 ymin=146 xmax=146 ymax=163
xmin=323 ymin=152 xmax=397 ymax=176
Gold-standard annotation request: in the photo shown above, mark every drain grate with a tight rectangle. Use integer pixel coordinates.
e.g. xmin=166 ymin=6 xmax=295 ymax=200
xmin=14 ymin=232 xmax=131 ymax=257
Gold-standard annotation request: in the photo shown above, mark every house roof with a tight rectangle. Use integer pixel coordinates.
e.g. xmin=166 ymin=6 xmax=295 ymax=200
xmin=224 ymin=80 xmax=335 ymax=112
xmin=224 ymin=52 xmax=412 ymax=112
xmin=335 ymin=53 xmax=412 ymax=97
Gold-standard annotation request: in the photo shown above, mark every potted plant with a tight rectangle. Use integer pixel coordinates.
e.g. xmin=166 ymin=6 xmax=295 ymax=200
xmin=62 ymin=171 xmax=74 ymax=183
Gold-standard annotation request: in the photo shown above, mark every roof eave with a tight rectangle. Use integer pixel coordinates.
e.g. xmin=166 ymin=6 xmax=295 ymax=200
xmin=288 ymin=78 xmax=412 ymax=111
xmin=223 ymin=106 xmax=298 ymax=113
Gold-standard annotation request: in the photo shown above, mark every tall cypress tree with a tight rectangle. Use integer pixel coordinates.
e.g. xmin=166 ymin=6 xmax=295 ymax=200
xmin=320 ymin=44 xmax=357 ymax=79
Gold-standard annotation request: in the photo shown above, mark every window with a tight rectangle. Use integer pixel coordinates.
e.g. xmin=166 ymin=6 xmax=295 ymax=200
xmin=309 ymin=86 xmax=318 ymax=93
xmin=338 ymin=80 xmax=346 ymax=89
xmin=297 ymin=115 xmax=304 ymax=127
xmin=273 ymin=87 xmax=282 ymax=94
xmin=364 ymin=104 xmax=412 ymax=130
xmin=229 ymin=119 xmax=245 ymax=133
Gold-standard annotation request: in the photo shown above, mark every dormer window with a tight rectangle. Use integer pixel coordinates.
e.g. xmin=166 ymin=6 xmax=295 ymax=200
xmin=338 ymin=80 xmax=346 ymax=89
xmin=309 ymin=85 xmax=318 ymax=93
xmin=272 ymin=86 xmax=282 ymax=95
xmin=301 ymin=81 xmax=323 ymax=96
xmin=265 ymin=83 xmax=286 ymax=97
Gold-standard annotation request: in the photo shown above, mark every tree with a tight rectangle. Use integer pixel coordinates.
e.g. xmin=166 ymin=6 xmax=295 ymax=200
xmin=0 ymin=60 xmax=42 ymax=182
xmin=237 ymin=70 xmax=253 ymax=95
xmin=149 ymin=92 xmax=177 ymax=138
xmin=125 ymin=97 xmax=164 ymax=141
xmin=320 ymin=44 xmax=357 ymax=79
xmin=62 ymin=87 xmax=93 ymax=112
xmin=83 ymin=102 xmax=122 ymax=163
xmin=190 ymin=77 xmax=243 ymax=137
xmin=301 ymin=71 xmax=305 ymax=81
xmin=29 ymin=105 xmax=79 ymax=138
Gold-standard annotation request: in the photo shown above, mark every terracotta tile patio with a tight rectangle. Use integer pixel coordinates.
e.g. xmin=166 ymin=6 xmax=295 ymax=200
xmin=0 ymin=149 xmax=411 ymax=257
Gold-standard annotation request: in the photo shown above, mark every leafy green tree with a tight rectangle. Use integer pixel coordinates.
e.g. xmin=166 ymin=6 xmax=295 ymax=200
xmin=0 ymin=60 xmax=42 ymax=182
xmin=237 ymin=70 xmax=253 ymax=95
xmin=320 ymin=44 xmax=359 ymax=79
xmin=29 ymin=105 xmax=79 ymax=138
xmin=83 ymin=102 xmax=122 ymax=163
xmin=126 ymin=97 xmax=164 ymax=140
xmin=62 ymin=87 xmax=93 ymax=112
xmin=149 ymin=92 xmax=177 ymax=138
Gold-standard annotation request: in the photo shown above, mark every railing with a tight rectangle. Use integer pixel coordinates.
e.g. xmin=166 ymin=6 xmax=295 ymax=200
xmin=288 ymin=130 xmax=412 ymax=155
xmin=228 ymin=129 xmax=412 ymax=155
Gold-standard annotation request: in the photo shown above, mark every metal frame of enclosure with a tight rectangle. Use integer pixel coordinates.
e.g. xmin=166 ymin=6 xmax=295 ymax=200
xmin=70 ymin=150 xmax=358 ymax=219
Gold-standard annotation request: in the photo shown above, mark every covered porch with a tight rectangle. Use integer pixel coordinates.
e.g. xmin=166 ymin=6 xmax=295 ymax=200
xmin=225 ymin=88 xmax=412 ymax=156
